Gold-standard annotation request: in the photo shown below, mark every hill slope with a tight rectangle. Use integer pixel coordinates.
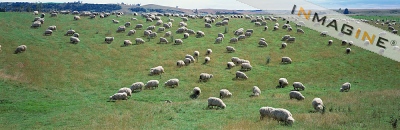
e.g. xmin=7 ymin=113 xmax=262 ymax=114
xmin=0 ymin=12 xmax=399 ymax=129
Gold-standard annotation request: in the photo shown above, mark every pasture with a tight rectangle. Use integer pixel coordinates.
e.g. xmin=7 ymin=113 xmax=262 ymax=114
xmin=0 ymin=12 xmax=399 ymax=129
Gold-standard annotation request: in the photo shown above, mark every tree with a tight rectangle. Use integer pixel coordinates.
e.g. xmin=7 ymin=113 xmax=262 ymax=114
xmin=343 ymin=8 xmax=349 ymax=14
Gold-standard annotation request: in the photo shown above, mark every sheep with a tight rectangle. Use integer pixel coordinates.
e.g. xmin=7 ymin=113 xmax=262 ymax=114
xmin=116 ymin=26 xmax=126 ymax=33
xmin=238 ymin=35 xmax=246 ymax=40
xmin=157 ymin=27 xmax=165 ymax=32
xmin=192 ymin=87 xmax=201 ymax=98
xmin=289 ymin=91 xmax=305 ymax=100
xmin=241 ymin=63 xmax=252 ymax=71
xmin=220 ymin=89 xmax=232 ymax=99
xmin=206 ymin=49 xmax=212 ymax=55
xmin=341 ymin=40 xmax=348 ymax=45
xmin=281 ymin=35 xmax=290 ymax=41
xmin=118 ymin=87 xmax=132 ymax=96
xmin=125 ymin=22 xmax=131 ymax=27
xmin=226 ymin=46 xmax=236 ymax=53
xmin=215 ymin=37 xmax=223 ymax=43
xmin=164 ymin=78 xmax=179 ymax=88
xmin=312 ymin=98 xmax=325 ymax=113
xmin=245 ymin=32 xmax=252 ymax=37
xmin=70 ymin=36 xmax=80 ymax=44
xmin=176 ymin=27 xmax=187 ymax=33
xmin=65 ymin=30 xmax=76 ymax=36
xmin=231 ymin=57 xmax=240 ymax=63
xmin=293 ymin=82 xmax=305 ymax=91
xmin=149 ymin=32 xmax=158 ymax=38
xmin=218 ymin=33 xmax=224 ymax=38
xmin=44 ymin=29 xmax=53 ymax=36
xmin=207 ymin=97 xmax=226 ymax=109
xmin=74 ymin=15 xmax=80 ymax=20
xmin=47 ymin=25 xmax=57 ymax=31
xmin=159 ymin=37 xmax=169 ymax=44
xmin=122 ymin=40 xmax=132 ymax=46
xmin=33 ymin=11 xmax=39 ymax=15
xmin=264 ymin=26 xmax=268 ymax=31
xmin=340 ymin=82 xmax=351 ymax=92
xmin=235 ymin=59 xmax=250 ymax=65
xmin=392 ymin=30 xmax=398 ymax=34
xmin=164 ymin=31 xmax=172 ymax=37
xmin=184 ymin=58 xmax=192 ymax=66
xmin=193 ymin=51 xmax=200 ymax=60
xmin=320 ymin=31 xmax=328 ymax=36
xmin=346 ymin=48 xmax=351 ymax=54
xmin=281 ymin=57 xmax=292 ymax=64
xmin=174 ymin=39 xmax=183 ymax=45
xmin=281 ymin=42 xmax=287 ymax=49
xmin=183 ymin=33 xmax=189 ymax=39
xmin=273 ymin=26 xmax=279 ymax=31
xmin=199 ymin=73 xmax=213 ymax=82
xmin=286 ymin=37 xmax=296 ymax=43
xmin=130 ymin=82 xmax=144 ymax=92
xmin=258 ymin=40 xmax=268 ymax=47
xmin=155 ymin=20 xmax=163 ymax=26
xmin=163 ymin=23 xmax=171 ymax=29
xmin=235 ymin=71 xmax=248 ymax=79
xmin=185 ymin=54 xmax=196 ymax=63
xmin=145 ymin=80 xmax=159 ymax=89
xmin=271 ymin=108 xmax=295 ymax=126
xmin=0 ymin=45 xmax=1 ymax=52
xmin=146 ymin=18 xmax=153 ymax=22
xmin=259 ymin=106 xmax=275 ymax=120
xmin=31 ymin=21 xmax=41 ymax=28
xmin=203 ymin=56 xmax=211 ymax=64
xmin=297 ymin=28 xmax=305 ymax=33
xmin=196 ymin=31 xmax=205 ymax=37
xmin=278 ymin=78 xmax=289 ymax=88
xmin=287 ymin=27 xmax=293 ymax=31
xmin=252 ymin=86 xmax=261 ymax=96
xmin=14 ymin=45 xmax=27 ymax=54
xmin=149 ymin=66 xmax=164 ymax=78
xmin=328 ymin=40 xmax=333 ymax=45
xmin=135 ymin=38 xmax=145 ymax=44
xmin=227 ymin=62 xmax=236 ymax=69
xmin=135 ymin=24 xmax=143 ymax=29
xmin=105 ymin=37 xmax=114 ymax=44
xmin=177 ymin=60 xmax=185 ymax=67
xmin=255 ymin=22 xmax=262 ymax=26
xmin=205 ymin=23 xmax=212 ymax=28
xmin=127 ymin=30 xmax=136 ymax=36
xmin=260 ymin=38 xmax=266 ymax=41
xmin=348 ymin=41 xmax=353 ymax=46
xmin=109 ymin=92 xmax=128 ymax=101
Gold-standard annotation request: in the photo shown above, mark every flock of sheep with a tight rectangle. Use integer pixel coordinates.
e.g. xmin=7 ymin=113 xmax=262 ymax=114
xmin=18 ymin=10 xmax=361 ymax=126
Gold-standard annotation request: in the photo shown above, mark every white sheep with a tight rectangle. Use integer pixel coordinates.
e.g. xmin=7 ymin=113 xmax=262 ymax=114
xmin=281 ymin=57 xmax=292 ymax=64
xmin=174 ymin=39 xmax=183 ymax=45
xmin=193 ymin=51 xmax=199 ymax=60
xmin=44 ymin=29 xmax=53 ymax=36
xmin=235 ymin=71 xmax=248 ymax=79
xmin=204 ymin=56 xmax=210 ymax=64
xmin=297 ymin=28 xmax=305 ymax=33
xmin=241 ymin=63 xmax=252 ymax=71
xmin=109 ymin=92 xmax=128 ymax=101
xmin=135 ymin=24 xmax=143 ymax=29
xmin=164 ymin=78 xmax=179 ymax=88
xmin=238 ymin=35 xmax=246 ymax=40
xmin=281 ymin=35 xmax=290 ymax=41
xmin=220 ymin=89 xmax=232 ymax=99
xmin=286 ymin=37 xmax=295 ymax=43
xmin=123 ymin=40 xmax=132 ymax=46
xmin=183 ymin=33 xmax=189 ymax=39
xmin=164 ymin=31 xmax=172 ymax=37
xmin=341 ymin=40 xmax=348 ymax=45
xmin=346 ymin=48 xmax=351 ymax=54
xmin=47 ymin=25 xmax=57 ymax=30
xmin=149 ymin=66 xmax=164 ymax=77
xmin=207 ymin=97 xmax=226 ymax=109
xmin=226 ymin=46 xmax=235 ymax=53
xmin=127 ymin=30 xmax=136 ymax=36
xmin=231 ymin=57 xmax=240 ymax=64
xmin=65 ymin=30 xmax=76 ymax=36
xmin=118 ymin=87 xmax=132 ymax=96
xmin=177 ymin=60 xmax=185 ymax=67
xmin=312 ymin=98 xmax=325 ymax=113
xmin=328 ymin=40 xmax=333 ymax=45
xmin=289 ymin=91 xmax=305 ymax=100
xmin=259 ymin=106 xmax=275 ymax=120
xmin=70 ymin=36 xmax=80 ymax=44
xmin=14 ymin=45 xmax=27 ymax=54
xmin=145 ymin=80 xmax=159 ymax=89
xmin=252 ymin=86 xmax=261 ymax=96
xmin=258 ymin=40 xmax=268 ymax=47
xmin=293 ymin=82 xmax=305 ymax=91
xmin=105 ymin=37 xmax=114 ymax=44
xmin=135 ymin=38 xmax=145 ymax=44
xmin=271 ymin=108 xmax=295 ymax=125
xmin=206 ymin=49 xmax=212 ymax=55
xmin=281 ymin=43 xmax=287 ymax=49
xmin=218 ymin=33 xmax=224 ymax=38
xmin=230 ymin=37 xmax=238 ymax=43
xmin=130 ymin=82 xmax=144 ymax=92
xmin=199 ymin=73 xmax=213 ymax=82
xmin=278 ymin=78 xmax=289 ymax=88
xmin=184 ymin=58 xmax=192 ymax=66
xmin=193 ymin=87 xmax=201 ymax=97
xmin=185 ymin=54 xmax=196 ymax=63
xmin=215 ymin=37 xmax=223 ymax=43
xmin=73 ymin=33 xmax=79 ymax=38
xmin=125 ymin=22 xmax=131 ymax=27
xmin=159 ymin=37 xmax=169 ymax=44
xmin=340 ymin=82 xmax=351 ymax=92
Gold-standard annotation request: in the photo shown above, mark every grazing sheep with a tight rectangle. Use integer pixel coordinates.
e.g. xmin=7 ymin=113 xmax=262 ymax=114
xmin=47 ymin=25 xmax=57 ymax=30
xmin=196 ymin=31 xmax=205 ymax=37
xmin=235 ymin=59 xmax=250 ymax=65
xmin=157 ymin=27 xmax=165 ymax=32
xmin=199 ymin=73 xmax=213 ymax=82
xmin=293 ymin=82 xmax=305 ymax=91
xmin=184 ymin=33 xmax=189 ymax=39
xmin=281 ymin=35 xmax=290 ymax=41
xmin=227 ymin=62 xmax=235 ymax=69
xmin=258 ymin=40 xmax=268 ymax=47
xmin=130 ymin=82 xmax=144 ymax=92
xmin=252 ymin=86 xmax=261 ymax=96
xmin=281 ymin=42 xmax=287 ymax=49
xmin=260 ymin=38 xmax=266 ymax=41
xmin=346 ymin=48 xmax=351 ymax=54
xmin=14 ymin=45 xmax=27 ymax=54
xmin=205 ymin=23 xmax=212 ymax=28
xmin=220 ymin=89 xmax=232 ymax=99
xmin=177 ymin=60 xmax=185 ymax=67
xmin=328 ymin=40 xmax=333 ymax=45
xmin=184 ymin=58 xmax=192 ymax=66
xmin=340 ymin=82 xmax=351 ymax=92
xmin=215 ymin=37 xmax=223 ymax=43
xmin=109 ymin=92 xmax=128 ymax=101
xmin=163 ymin=23 xmax=171 ymax=29
xmin=193 ymin=51 xmax=199 ymax=60
xmin=174 ymin=39 xmax=183 ymax=45
xmin=273 ymin=26 xmax=279 ymax=31
xmin=218 ymin=33 xmax=224 ymax=38
xmin=159 ymin=37 xmax=169 ymax=44
xmin=238 ymin=35 xmax=246 ymax=40
xmin=278 ymin=78 xmax=289 ymax=88
xmin=204 ymin=56 xmax=211 ymax=64
xmin=235 ymin=71 xmax=248 ymax=79
xmin=112 ymin=19 xmax=119 ymax=23
xmin=74 ymin=15 xmax=80 ymax=20
xmin=241 ymin=63 xmax=252 ymax=71
xmin=44 ymin=29 xmax=53 ymax=35
xmin=206 ymin=49 xmax=212 ymax=55
xmin=264 ymin=26 xmax=268 ymax=31
xmin=164 ymin=78 xmax=179 ymax=88
xmin=65 ymin=30 xmax=76 ymax=36
xmin=127 ymin=30 xmax=136 ymax=36
xmin=245 ymin=32 xmax=252 ymax=37
xmin=348 ymin=41 xmax=353 ymax=46
xmin=116 ymin=26 xmax=126 ymax=33
xmin=231 ymin=57 xmax=240 ymax=63
xmin=135 ymin=24 xmax=143 ymax=29
xmin=255 ymin=22 xmax=262 ymax=26
xmin=105 ymin=37 xmax=114 ymax=44
xmin=297 ymin=28 xmax=305 ymax=33
xmin=281 ymin=57 xmax=292 ymax=64
xmin=341 ymin=40 xmax=348 ymax=45
xmin=320 ymin=31 xmax=328 ymax=36
xmin=208 ymin=97 xmax=226 ymax=109
xmin=226 ymin=46 xmax=236 ymax=52
xmin=185 ymin=54 xmax=196 ymax=63
xmin=164 ymin=31 xmax=172 ymax=37
xmin=259 ymin=107 xmax=275 ymax=120
xmin=33 ymin=11 xmax=39 ymax=15
xmin=118 ymin=87 xmax=132 ymax=96
xmin=123 ymin=40 xmax=132 ymax=46
xmin=289 ymin=91 xmax=305 ymax=100
xmin=31 ymin=21 xmax=41 ymax=28
xmin=145 ymin=80 xmax=160 ymax=89
xmin=72 ymin=33 xmax=79 ymax=38
xmin=312 ymin=98 xmax=325 ymax=113
xmin=155 ymin=20 xmax=163 ymax=26
xmin=192 ymin=87 xmax=201 ymax=97
xmin=125 ymin=22 xmax=131 ymax=27
xmin=149 ymin=32 xmax=158 ymax=38
xmin=70 ymin=36 xmax=80 ymax=44
xmin=286 ymin=37 xmax=296 ymax=43
xmin=149 ymin=66 xmax=164 ymax=77
xmin=271 ymin=108 xmax=295 ymax=125
xmin=287 ymin=27 xmax=293 ymax=31
xmin=135 ymin=38 xmax=145 ymax=44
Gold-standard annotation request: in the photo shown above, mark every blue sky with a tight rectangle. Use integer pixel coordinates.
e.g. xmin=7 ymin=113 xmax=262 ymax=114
xmin=2 ymin=0 xmax=400 ymax=9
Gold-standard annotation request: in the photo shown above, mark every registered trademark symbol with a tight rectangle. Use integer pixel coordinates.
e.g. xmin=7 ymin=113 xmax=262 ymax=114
xmin=390 ymin=40 xmax=397 ymax=46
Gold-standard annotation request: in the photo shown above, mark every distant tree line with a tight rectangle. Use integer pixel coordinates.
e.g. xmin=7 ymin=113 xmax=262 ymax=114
xmin=0 ymin=2 xmax=121 ymax=12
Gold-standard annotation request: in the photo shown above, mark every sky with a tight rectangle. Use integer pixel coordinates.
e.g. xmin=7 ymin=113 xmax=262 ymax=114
xmin=1 ymin=0 xmax=400 ymax=10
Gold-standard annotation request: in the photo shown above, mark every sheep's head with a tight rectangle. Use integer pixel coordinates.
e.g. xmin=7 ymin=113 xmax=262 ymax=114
xmin=209 ymin=74 xmax=213 ymax=78
xmin=286 ymin=117 xmax=295 ymax=126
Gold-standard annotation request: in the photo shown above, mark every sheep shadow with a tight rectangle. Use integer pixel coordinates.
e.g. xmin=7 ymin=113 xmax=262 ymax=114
xmin=190 ymin=94 xmax=199 ymax=99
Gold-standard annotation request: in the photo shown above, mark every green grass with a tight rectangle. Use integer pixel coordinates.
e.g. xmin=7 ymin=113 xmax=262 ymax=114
xmin=0 ymin=12 xmax=399 ymax=129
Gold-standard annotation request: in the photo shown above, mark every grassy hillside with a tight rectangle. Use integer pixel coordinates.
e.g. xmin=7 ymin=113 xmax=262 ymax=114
xmin=0 ymin=12 xmax=399 ymax=129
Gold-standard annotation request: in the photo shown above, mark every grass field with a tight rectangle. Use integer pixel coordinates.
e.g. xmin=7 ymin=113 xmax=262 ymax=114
xmin=0 ymin=12 xmax=399 ymax=129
